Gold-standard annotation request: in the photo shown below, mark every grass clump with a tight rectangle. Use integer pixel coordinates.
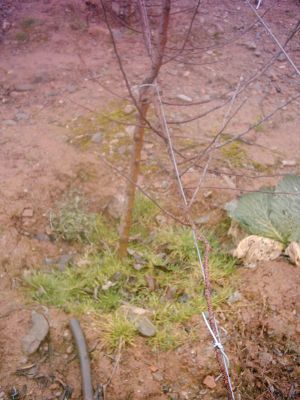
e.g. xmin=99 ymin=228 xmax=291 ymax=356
xmin=50 ymin=190 xmax=117 ymax=245
xmin=221 ymin=142 xmax=247 ymax=167
xmin=27 ymin=193 xmax=236 ymax=350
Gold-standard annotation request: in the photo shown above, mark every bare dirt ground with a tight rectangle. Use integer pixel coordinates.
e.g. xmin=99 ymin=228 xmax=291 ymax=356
xmin=0 ymin=1 xmax=300 ymax=399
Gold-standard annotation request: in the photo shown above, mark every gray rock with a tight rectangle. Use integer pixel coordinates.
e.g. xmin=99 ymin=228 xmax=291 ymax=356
xmin=2 ymin=119 xmax=16 ymax=126
xmin=135 ymin=316 xmax=157 ymax=337
xmin=66 ymin=84 xmax=78 ymax=94
xmin=152 ymin=371 xmax=164 ymax=382
xmin=120 ymin=304 xmax=156 ymax=337
xmin=35 ymin=233 xmax=50 ymax=241
xmin=176 ymin=94 xmax=193 ymax=103
xmin=22 ymin=311 xmax=49 ymax=355
xmin=254 ymin=49 xmax=261 ymax=57
xmin=13 ymin=84 xmax=35 ymax=92
xmin=31 ymin=72 xmax=53 ymax=84
xmin=277 ymin=53 xmax=286 ymax=62
xmin=91 ymin=132 xmax=102 ymax=143
xmin=57 ymin=254 xmax=73 ymax=271
xmin=15 ymin=112 xmax=29 ymax=121
xmin=227 ymin=291 xmax=242 ymax=304
xmin=244 ymin=41 xmax=256 ymax=50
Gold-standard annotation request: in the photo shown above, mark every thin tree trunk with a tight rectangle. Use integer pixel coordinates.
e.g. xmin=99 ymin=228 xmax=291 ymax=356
xmin=117 ymin=94 xmax=150 ymax=258
xmin=117 ymin=0 xmax=170 ymax=258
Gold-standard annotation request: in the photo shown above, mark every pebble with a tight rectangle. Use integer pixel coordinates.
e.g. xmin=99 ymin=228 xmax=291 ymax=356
xmin=63 ymin=329 xmax=71 ymax=341
xmin=152 ymin=371 xmax=164 ymax=382
xmin=91 ymin=132 xmax=102 ymax=144
xmin=2 ymin=119 xmax=16 ymax=126
xmin=66 ymin=345 xmax=73 ymax=354
xmin=66 ymin=84 xmax=78 ymax=93
xmin=227 ymin=291 xmax=242 ymax=304
xmin=15 ymin=111 xmax=30 ymax=121
xmin=31 ymin=71 xmax=53 ymax=84
xmin=13 ymin=83 xmax=35 ymax=92
xmin=244 ymin=41 xmax=257 ymax=50
xmin=277 ymin=53 xmax=286 ymax=62
xmin=35 ymin=233 xmax=50 ymax=242
xmin=22 ymin=208 xmax=34 ymax=218
xmin=282 ymin=159 xmax=296 ymax=167
xmin=176 ymin=94 xmax=193 ymax=103
xmin=203 ymin=375 xmax=216 ymax=389
xmin=124 ymin=104 xmax=135 ymax=114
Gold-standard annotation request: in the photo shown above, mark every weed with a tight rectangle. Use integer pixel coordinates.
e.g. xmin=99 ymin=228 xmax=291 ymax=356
xmin=21 ymin=17 xmax=38 ymax=30
xmin=101 ymin=313 xmax=137 ymax=348
xmin=221 ymin=142 xmax=247 ymax=167
xmin=15 ymin=31 xmax=29 ymax=43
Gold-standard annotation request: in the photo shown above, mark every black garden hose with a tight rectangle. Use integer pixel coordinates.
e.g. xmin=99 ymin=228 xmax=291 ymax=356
xmin=70 ymin=318 xmax=94 ymax=400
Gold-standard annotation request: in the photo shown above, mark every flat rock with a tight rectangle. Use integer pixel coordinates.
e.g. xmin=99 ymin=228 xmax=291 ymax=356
xmin=282 ymin=159 xmax=296 ymax=167
xmin=13 ymin=84 xmax=35 ymax=92
xmin=233 ymin=235 xmax=283 ymax=264
xmin=120 ymin=304 xmax=156 ymax=337
xmin=22 ymin=311 xmax=49 ymax=355
xmin=176 ymin=94 xmax=193 ymax=103
xmin=15 ymin=112 xmax=29 ymax=121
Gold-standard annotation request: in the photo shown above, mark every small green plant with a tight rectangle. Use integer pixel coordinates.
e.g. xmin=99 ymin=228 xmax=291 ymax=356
xmin=50 ymin=191 xmax=112 ymax=244
xmin=101 ymin=313 xmax=137 ymax=349
xmin=15 ymin=31 xmax=29 ymax=42
xmin=21 ymin=16 xmax=38 ymax=30
xmin=221 ymin=142 xmax=247 ymax=167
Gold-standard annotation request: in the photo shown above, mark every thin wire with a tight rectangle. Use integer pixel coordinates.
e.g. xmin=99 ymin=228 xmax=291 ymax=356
xmin=245 ymin=0 xmax=300 ymax=76
xmin=138 ymin=3 xmax=235 ymax=398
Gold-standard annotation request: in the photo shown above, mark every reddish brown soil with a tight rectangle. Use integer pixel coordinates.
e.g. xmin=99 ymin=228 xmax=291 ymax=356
xmin=0 ymin=1 xmax=300 ymax=399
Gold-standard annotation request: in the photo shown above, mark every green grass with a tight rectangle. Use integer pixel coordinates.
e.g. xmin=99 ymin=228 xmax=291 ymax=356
xmin=221 ymin=142 xmax=248 ymax=168
xmin=26 ymin=192 xmax=236 ymax=350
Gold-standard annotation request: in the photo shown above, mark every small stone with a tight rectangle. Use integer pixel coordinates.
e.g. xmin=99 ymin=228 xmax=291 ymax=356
xmin=57 ymin=254 xmax=73 ymax=270
xmin=282 ymin=159 xmax=296 ymax=167
xmin=254 ymin=49 xmax=261 ymax=57
xmin=13 ymin=83 xmax=35 ymax=92
xmin=178 ymin=293 xmax=190 ymax=303
xmin=22 ymin=311 xmax=49 ymax=355
xmin=277 ymin=53 xmax=286 ymax=62
xmin=145 ymin=275 xmax=157 ymax=291
xmin=203 ymin=191 xmax=212 ymax=198
xmin=22 ymin=208 xmax=34 ymax=218
xmin=203 ymin=375 xmax=216 ymax=389
xmin=35 ymin=233 xmax=50 ymax=242
xmin=183 ymin=71 xmax=190 ymax=77
xmin=285 ymin=241 xmax=300 ymax=267
xmin=227 ymin=291 xmax=242 ymax=304
xmin=2 ymin=119 xmax=17 ymax=126
xmin=66 ymin=84 xmax=78 ymax=93
xmin=91 ymin=132 xmax=102 ymax=143
xmin=66 ymin=345 xmax=73 ymax=354
xmin=15 ymin=112 xmax=29 ymax=121
xmin=176 ymin=94 xmax=193 ymax=103
xmin=124 ymin=104 xmax=135 ymax=114
xmin=31 ymin=72 xmax=53 ymax=84
xmin=63 ymin=329 xmax=71 ymax=340
xmin=195 ymin=215 xmax=210 ymax=224
xmin=198 ymin=95 xmax=211 ymax=103
xmin=120 ymin=304 xmax=156 ymax=337
xmin=152 ymin=371 xmax=164 ymax=382
xmin=125 ymin=125 xmax=135 ymax=136
xmin=244 ymin=41 xmax=256 ymax=50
